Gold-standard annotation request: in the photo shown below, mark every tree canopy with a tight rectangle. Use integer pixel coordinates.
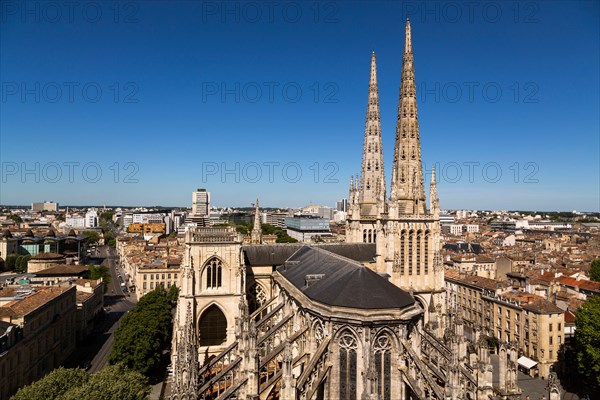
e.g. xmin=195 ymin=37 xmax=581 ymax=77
xmin=575 ymin=295 xmax=600 ymax=389
xmin=108 ymin=288 xmax=173 ymax=376
xmin=590 ymin=259 xmax=600 ymax=282
xmin=88 ymin=264 xmax=111 ymax=285
xmin=261 ymin=223 xmax=298 ymax=243
xmin=82 ymin=231 xmax=101 ymax=245
xmin=9 ymin=364 xmax=150 ymax=400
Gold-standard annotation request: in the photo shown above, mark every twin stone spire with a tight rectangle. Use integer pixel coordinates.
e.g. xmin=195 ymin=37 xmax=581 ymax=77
xmin=352 ymin=19 xmax=437 ymax=218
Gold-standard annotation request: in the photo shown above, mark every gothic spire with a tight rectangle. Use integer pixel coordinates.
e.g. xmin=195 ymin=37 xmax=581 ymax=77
xmin=390 ymin=19 xmax=426 ymax=215
xmin=359 ymin=51 xmax=386 ymax=214
xmin=251 ymin=198 xmax=262 ymax=244
xmin=429 ymin=165 xmax=440 ymax=216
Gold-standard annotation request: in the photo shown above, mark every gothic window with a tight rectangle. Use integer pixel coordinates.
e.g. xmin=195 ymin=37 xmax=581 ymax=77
xmin=416 ymin=230 xmax=422 ymax=275
xmin=367 ymin=162 xmax=371 ymax=171
xmin=408 ymin=230 xmax=414 ymax=275
xmin=373 ymin=231 xmax=377 ymax=243
xmin=400 ymin=230 xmax=406 ymax=275
xmin=368 ymin=229 xmax=372 ymax=243
xmin=248 ymin=282 xmax=268 ymax=316
xmin=339 ymin=332 xmax=358 ymax=400
xmin=363 ymin=230 xmax=367 ymax=243
xmin=401 ymin=148 xmax=406 ymax=160
xmin=375 ymin=162 xmax=379 ymax=171
xmin=424 ymin=230 xmax=430 ymax=274
xmin=199 ymin=305 xmax=227 ymax=346
xmin=374 ymin=334 xmax=392 ymax=400
xmin=205 ymin=258 xmax=222 ymax=289
xmin=368 ymin=143 xmax=371 ymax=153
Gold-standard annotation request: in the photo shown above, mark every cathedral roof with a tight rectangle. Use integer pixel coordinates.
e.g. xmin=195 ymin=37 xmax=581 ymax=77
xmin=276 ymin=246 xmax=414 ymax=310
xmin=242 ymin=243 xmax=376 ymax=266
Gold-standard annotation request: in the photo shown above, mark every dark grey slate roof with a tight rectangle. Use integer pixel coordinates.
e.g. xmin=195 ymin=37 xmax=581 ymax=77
xmin=243 ymin=243 xmax=376 ymax=266
xmin=276 ymin=246 xmax=414 ymax=310
xmin=443 ymin=242 xmax=484 ymax=254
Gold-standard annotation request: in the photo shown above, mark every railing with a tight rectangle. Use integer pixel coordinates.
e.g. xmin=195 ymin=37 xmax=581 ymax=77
xmin=401 ymin=340 xmax=445 ymax=399
xmin=249 ymin=296 xmax=276 ymax=320
xmin=197 ymin=341 xmax=241 ymax=399
xmin=422 ymin=329 xmax=451 ymax=360
xmin=198 ymin=357 xmax=243 ymax=399
xmin=255 ymin=302 xmax=285 ymax=334
xmin=296 ymin=336 xmax=330 ymax=390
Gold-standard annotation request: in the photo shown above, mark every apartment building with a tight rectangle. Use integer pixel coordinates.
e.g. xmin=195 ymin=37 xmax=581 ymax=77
xmin=0 ymin=286 xmax=77 ymax=400
xmin=445 ymin=270 xmax=565 ymax=378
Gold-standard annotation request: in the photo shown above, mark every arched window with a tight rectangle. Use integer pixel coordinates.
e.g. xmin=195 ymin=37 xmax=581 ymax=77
xmin=408 ymin=230 xmax=414 ymax=275
xmin=248 ymin=282 xmax=267 ymax=317
xmin=205 ymin=258 xmax=222 ymax=289
xmin=400 ymin=230 xmax=406 ymax=275
xmin=368 ymin=229 xmax=372 ymax=243
xmin=199 ymin=305 xmax=227 ymax=346
xmin=416 ymin=230 xmax=422 ymax=275
xmin=424 ymin=230 xmax=430 ymax=274
xmin=374 ymin=334 xmax=392 ymax=400
xmin=363 ymin=230 xmax=367 ymax=243
xmin=339 ymin=332 xmax=358 ymax=400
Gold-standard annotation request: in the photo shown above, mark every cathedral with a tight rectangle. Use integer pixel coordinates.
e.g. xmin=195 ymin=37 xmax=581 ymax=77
xmin=169 ymin=20 xmax=522 ymax=400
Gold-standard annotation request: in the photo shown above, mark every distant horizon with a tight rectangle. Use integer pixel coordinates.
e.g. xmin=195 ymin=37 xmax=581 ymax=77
xmin=1 ymin=203 xmax=598 ymax=215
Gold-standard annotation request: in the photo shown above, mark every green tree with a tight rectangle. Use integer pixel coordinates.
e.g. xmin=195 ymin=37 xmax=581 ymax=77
xmin=5 ymin=254 xmax=19 ymax=271
xmin=99 ymin=212 xmax=114 ymax=224
xmin=103 ymin=231 xmax=116 ymax=247
xmin=109 ymin=288 xmax=173 ymax=376
xmin=82 ymin=231 xmax=100 ymax=245
xmin=9 ymin=365 xmax=150 ymax=400
xmin=261 ymin=223 xmax=298 ymax=243
xmin=235 ymin=223 xmax=251 ymax=235
xmin=14 ymin=255 xmax=30 ymax=273
xmin=575 ymin=296 xmax=600 ymax=388
xmin=8 ymin=214 xmax=22 ymax=224
xmin=167 ymin=284 xmax=180 ymax=303
xmin=61 ymin=364 xmax=150 ymax=400
xmin=590 ymin=259 xmax=600 ymax=282
xmin=88 ymin=265 xmax=111 ymax=285
xmin=9 ymin=367 xmax=88 ymax=400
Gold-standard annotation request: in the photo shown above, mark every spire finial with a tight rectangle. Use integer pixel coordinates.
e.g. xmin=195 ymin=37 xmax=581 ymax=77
xmin=390 ymin=16 xmax=424 ymax=216
xmin=251 ymin=198 xmax=262 ymax=244
xmin=430 ymin=165 xmax=440 ymax=215
xmin=405 ymin=18 xmax=412 ymax=54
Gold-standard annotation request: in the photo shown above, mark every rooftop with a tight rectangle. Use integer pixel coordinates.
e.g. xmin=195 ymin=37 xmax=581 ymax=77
xmin=276 ymin=246 xmax=414 ymax=310
xmin=243 ymin=243 xmax=376 ymax=266
xmin=33 ymin=264 xmax=88 ymax=277
xmin=0 ymin=286 xmax=72 ymax=320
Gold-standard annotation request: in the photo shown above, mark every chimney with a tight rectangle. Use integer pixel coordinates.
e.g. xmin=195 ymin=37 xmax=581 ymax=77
xmin=304 ymin=274 xmax=325 ymax=287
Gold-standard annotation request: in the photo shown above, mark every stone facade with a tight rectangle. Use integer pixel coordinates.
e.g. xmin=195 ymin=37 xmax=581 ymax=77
xmin=345 ymin=20 xmax=444 ymax=324
xmin=0 ymin=286 xmax=77 ymax=400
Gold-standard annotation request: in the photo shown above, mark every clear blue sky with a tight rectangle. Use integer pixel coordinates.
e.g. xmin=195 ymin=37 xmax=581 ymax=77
xmin=1 ymin=0 xmax=598 ymax=211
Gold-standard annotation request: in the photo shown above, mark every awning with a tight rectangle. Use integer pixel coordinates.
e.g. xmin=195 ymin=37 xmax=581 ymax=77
xmin=518 ymin=356 xmax=538 ymax=369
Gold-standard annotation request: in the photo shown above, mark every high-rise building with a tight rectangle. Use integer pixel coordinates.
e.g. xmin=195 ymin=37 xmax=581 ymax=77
xmin=85 ymin=209 xmax=98 ymax=228
xmin=335 ymin=198 xmax=348 ymax=212
xmin=191 ymin=188 xmax=210 ymax=216
xmin=31 ymin=201 xmax=58 ymax=212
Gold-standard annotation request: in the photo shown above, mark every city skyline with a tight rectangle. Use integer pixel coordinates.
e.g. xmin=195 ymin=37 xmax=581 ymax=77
xmin=1 ymin=1 xmax=598 ymax=211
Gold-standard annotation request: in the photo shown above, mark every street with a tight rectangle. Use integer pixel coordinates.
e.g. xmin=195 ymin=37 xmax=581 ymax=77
xmin=66 ymin=245 xmax=137 ymax=373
